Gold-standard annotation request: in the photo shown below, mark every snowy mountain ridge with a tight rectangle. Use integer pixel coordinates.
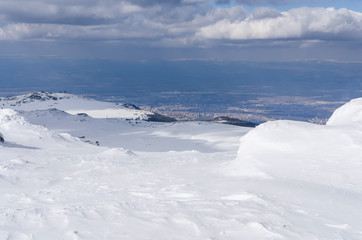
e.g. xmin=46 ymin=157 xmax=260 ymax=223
xmin=0 ymin=91 xmax=154 ymax=120
xmin=2 ymin=91 xmax=67 ymax=104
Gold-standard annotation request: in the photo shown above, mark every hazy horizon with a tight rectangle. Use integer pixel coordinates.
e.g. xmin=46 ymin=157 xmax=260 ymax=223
xmin=1 ymin=57 xmax=361 ymax=122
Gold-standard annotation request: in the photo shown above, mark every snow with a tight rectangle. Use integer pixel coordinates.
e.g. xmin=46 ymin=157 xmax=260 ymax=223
xmin=327 ymin=97 xmax=362 ymax=127
xmin=1 ymin=92 xmax=362 ymax=239
xmin=228 ymin=120 xmax=362 ymax=189
xmin=0 ymin=92 xmax=152 ymax=120
xmin=225 ymin=105 xmax=362 ymax=238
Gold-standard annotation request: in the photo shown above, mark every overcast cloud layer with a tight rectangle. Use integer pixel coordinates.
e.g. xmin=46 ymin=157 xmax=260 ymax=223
xmin=0 ymin=0 xmax=361 ymax=59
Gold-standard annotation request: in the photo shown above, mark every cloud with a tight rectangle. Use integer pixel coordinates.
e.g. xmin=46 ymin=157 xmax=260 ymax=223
xmin=0 ymin=1 xmax=242 ymax=42
xmin=214 ymin=0 xmax=231 ymax=4
xmin=235 ymin=0 xmax=288 ymax=5
xmin=196 ymin=7 xmax=362 ymax=41
xmin=0 ymin=0 xmax=361 ymax=51
xmin=0 ymin=1 xmax=146 ymax=26
xmin=251 ymin=7 xmax=282 ymax=19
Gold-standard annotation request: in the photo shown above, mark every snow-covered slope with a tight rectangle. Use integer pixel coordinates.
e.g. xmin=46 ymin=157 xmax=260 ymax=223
xmin=0 ymin=91 xmax=153 ymax=120
xmin=0 ymin=106 xmax=253 ymax=240
xmin=224 ymin=100 xmax=362 ymax=239
xmin=327 ymin=97 xmax=362 ymax=127
xmin=2 ymin=94 xmax=362 ymax=239
xmin=20 ymin=108 xmax=245 ymax=152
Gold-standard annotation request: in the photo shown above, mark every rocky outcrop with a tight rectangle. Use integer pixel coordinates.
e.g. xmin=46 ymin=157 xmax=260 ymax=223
xmin=206 ymin=116 xmax=258 ymax=127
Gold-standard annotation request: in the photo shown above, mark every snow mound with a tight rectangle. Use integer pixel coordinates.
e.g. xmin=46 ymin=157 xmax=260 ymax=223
xmin=99 ymin=148 xmax=136 ymax=158
xmin=327 ymin=98 xmax=362 ymax=127
xmin=227 ymin=120 xmax=362 ymax=191
xmin=0 ymin=109 xmax=82 ymax=149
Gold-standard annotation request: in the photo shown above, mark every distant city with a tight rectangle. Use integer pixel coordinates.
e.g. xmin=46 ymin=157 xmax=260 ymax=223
xmin=0 ymin=58 xmax=361 ymax=124
xmin=104 ymin=92 xmax=345 ymax=124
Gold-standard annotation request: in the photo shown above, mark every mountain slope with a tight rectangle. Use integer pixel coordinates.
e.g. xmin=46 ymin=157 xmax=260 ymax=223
xmin=0 ymin=91 xmax=153 ymax=120
xmin=1 ymin=94 xmax=362 ymax=239
xmin=0 ymin=108 xmax=253 ymax=240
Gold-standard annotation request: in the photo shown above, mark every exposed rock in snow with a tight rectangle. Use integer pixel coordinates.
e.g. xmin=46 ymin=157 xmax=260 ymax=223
xmin=205 ymin=116 xmax=258 ymax=127
xmin=122 ymin=103 xmax=141 ymax=110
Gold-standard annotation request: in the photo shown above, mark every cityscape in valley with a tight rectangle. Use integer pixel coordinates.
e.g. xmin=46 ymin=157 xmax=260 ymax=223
xmin=135 ymin=93 xmax=344 ymax=123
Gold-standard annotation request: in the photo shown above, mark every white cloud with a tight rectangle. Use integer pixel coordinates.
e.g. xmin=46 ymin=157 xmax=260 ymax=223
xmin=0 ymin=1 xmax=361 ymax=49
xmin=196 ymin=7 xmax=362 ymax=41
xmin=0 ymin=0 xmax=145 ymax=25
xmin=251 ymin=7 xmax=282 ymax=19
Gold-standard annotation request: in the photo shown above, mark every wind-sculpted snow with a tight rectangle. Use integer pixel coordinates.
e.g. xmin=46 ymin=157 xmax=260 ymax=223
xmin=0 ymin=108 xmax=82 ymax=149
xmin=0 ymin=106 xmax=259 ymax=239
xmin=2 ymin=96 xmax=362 ymax=239
xmin=327 ymin=98 xmax=362 ymax=127
xmin=230 ymin=120 xmax=362 ymax=189
xmin=223 ymin=101 xmax=362 ymax=238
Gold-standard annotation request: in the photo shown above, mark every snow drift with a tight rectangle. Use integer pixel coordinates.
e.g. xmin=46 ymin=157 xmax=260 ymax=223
xmin=228 ymin=99 xmax=362 ymax=186
xmin=229 ymin=120 xmax=362 ymax=189
xmin=228 ymin=99 xmax=362 ymax=190
xmin=0 ymin=108 xmax=83 ymax=149
xmin=3 ymin=92 xmax=362 ymax=239
xmin=327 ymin=97 xmax=362 ymax=127
xmin=0 ymin=105 xmax=255 ymax=240
xmin=221 ymin=100 xmax=362 ymax=239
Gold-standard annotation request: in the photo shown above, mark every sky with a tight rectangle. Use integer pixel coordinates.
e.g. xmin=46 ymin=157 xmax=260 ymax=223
xmin=0 ymin=0 xmax=361 ymax=61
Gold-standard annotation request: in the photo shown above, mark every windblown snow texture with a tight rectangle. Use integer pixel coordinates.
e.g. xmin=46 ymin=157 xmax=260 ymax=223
xmin=0 ymin=93 xmax=362 ymax=239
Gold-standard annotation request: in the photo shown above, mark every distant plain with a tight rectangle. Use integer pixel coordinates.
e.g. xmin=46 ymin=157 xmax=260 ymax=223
xmin=1 ymin=57 xmax=361 ymax=123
